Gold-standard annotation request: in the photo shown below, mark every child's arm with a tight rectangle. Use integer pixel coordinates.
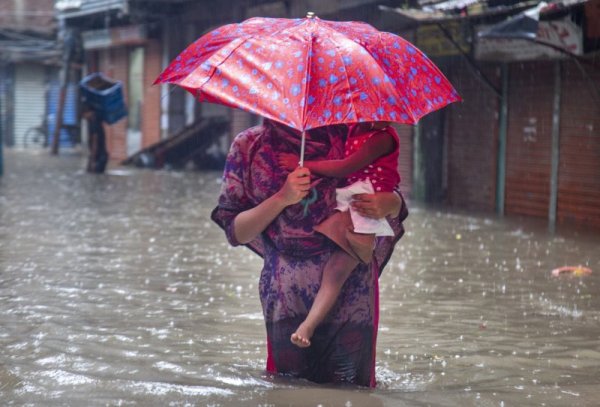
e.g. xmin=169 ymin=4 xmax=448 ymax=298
xmin=278 ymin=131 xmax=395 ymax=178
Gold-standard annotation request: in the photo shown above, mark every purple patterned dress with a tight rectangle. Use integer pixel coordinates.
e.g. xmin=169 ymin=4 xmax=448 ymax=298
xmin=211 ymin=120 xmax=407 ymax=387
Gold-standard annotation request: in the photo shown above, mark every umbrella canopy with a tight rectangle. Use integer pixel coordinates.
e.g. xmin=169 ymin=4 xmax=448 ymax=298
xmin=156 ymin=14 xmax=461 ymax=133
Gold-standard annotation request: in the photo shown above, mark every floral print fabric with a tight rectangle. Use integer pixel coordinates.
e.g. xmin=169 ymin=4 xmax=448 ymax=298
xmin=211 ymin=120 xmax=407 ymax=386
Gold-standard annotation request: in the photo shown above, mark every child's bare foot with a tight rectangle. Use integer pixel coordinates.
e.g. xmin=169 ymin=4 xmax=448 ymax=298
xmin=290 ymin=332 xmax=310 ymax=347
xmin=290 ymin=323 xmax=314 ymax=348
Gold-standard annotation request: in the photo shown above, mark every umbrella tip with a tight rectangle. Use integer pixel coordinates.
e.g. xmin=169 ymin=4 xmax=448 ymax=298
xmin=306 ymin=11 xmax=316 ymax=18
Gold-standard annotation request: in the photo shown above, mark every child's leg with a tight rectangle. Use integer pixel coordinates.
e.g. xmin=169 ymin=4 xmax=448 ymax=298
xmin=291 ymin=249 xmax=359 ymax=347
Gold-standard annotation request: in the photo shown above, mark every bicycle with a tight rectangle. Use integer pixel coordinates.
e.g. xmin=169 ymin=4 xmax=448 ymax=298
xmin=24 ymin=123 xmax=47 ymax=148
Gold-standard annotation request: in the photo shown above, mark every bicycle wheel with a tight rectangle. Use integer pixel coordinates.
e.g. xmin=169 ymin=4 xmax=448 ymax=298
xmin=24 ymin=126 xmax=46 ymax=148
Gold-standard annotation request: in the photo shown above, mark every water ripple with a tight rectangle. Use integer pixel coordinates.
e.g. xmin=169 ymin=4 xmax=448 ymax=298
xmin=1 ymin=150 xmax=599 ymax=406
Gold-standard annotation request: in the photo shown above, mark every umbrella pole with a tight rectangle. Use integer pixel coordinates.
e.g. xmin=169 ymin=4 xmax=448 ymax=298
xmin=298 ymin=129 xmax=317 ymax=217
xmin=299 ymin=130 xmax=306 ymax=167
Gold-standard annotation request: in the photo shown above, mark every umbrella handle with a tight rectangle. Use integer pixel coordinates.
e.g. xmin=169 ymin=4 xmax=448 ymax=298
xmin=300 ymin=187 xmax=318 ymax=218
xmin=299 ymin=130 xmax=306 ymax=167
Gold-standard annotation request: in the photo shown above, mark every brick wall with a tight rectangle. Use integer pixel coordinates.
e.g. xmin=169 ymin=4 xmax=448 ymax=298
xmin=505 ymin=61 xmax=554 ymax=219
xmin=95 ymin=40 xmax=162 ymax=161
xmin=98 ymin=47 xmax=129 ymax=162
xmin=443 ymin=56 xmax=600 ymax=230
xmin=446 ymin=59 xmax=499 ymax=211
xmin=0 ymin=0 xmax=56 ymax=34
xmin=557 ymin=59 xmax=600 ymax=229
xmin=141 ymin=39 xmax=161 ymax=149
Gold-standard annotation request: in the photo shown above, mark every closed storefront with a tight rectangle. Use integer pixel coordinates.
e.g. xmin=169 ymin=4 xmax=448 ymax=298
xmin=504 ymin=61 xmax=554 ymax=219
xmin=446 ymin=59 xmax=499 ymax=211
xmin=556 ymin=59 xmax=600 ymax=229
xmin=378 ymin=0 xmax=599 ymax=230
xmin=47 ymin=82 xmax=78 ymax=148
xmin=14 ymin=64 xmax=47 ymax=148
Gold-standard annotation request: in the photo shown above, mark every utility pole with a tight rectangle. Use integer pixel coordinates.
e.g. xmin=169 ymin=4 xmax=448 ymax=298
xmin=52 ymin=20 xmax=75 ymax=155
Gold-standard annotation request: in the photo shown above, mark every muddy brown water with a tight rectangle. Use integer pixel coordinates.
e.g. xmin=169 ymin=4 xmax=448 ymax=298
xmin=1 ymin=150 xmax=598 ymax=406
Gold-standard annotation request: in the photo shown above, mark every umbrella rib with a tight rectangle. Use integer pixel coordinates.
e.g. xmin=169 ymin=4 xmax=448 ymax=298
xmin=194 ymin=20 xmax=307 ymax=92
xmin=352 ymin=32 xmax=420 ymax=124
xmin=324 ymin=29 xmax=416 ymax=124
xmin=300 ymin=27 xmax=315 ymax=132
xmin=298 ymin=26 xmax=315 ymax=165
xmin=327 ymin=35 xmax=360 ymax=126
xmin=376 ymin=32 xmax=419 ymax=123
xmin=192 ymin=35 xmax=287 ymax=124
xmin=195 ymin=20 xmax=310 ymax=128
xmin=196 ymin=37 xmax=252 ymax=94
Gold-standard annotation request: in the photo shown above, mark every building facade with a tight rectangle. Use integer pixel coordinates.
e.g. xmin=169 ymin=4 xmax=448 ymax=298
xmin=0 ymin=0 xmax=63 ymax=149
xmin=54 ymin=0 xmax=600 ymax=231
xmin=401 ymin=0 xmax=600 ymax=230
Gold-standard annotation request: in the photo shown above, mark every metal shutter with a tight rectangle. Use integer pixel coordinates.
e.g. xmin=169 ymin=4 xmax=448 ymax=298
xmin=47 ymin=81 xmax=78 ymax=148
xmin=14 ymin=64 xmax=47 ymax=148
xmin=556 ymin=60 xmax=600 ymax=229
xmin=505 ymin=62 xmax=554 ymax=219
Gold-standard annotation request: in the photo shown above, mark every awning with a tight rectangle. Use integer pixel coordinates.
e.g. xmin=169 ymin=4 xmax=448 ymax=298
xmin=379 ymin=0 xmax=590 ymax=27
xmin=0 ymin=31 xmax=61 ymax=64
xmin=476 ymin=2 xmax=585 ymax=60
xmin=55 ymin=0 xmax=128 ymax=20
xmin=379 ymin=1 xmax=540 ymax=27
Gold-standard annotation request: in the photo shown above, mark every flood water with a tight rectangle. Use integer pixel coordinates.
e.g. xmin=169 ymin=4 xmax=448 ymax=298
xmin=1 ymin=149 xmax=599 ymax=406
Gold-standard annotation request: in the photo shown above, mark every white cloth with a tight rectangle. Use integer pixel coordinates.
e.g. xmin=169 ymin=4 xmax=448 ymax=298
xmin=334 ymin=179 xmax=395 ymax=237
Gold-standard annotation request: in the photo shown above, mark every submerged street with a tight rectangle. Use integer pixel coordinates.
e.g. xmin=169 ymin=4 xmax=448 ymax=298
xmin=1 ymin=150 xmax=599 ymax=406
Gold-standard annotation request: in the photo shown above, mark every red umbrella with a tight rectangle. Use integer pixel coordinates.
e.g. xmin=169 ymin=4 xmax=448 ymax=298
xmin=156 ymin=13 xmax=460 ymax=163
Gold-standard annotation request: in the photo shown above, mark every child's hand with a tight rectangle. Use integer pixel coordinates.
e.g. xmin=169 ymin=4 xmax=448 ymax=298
xmin=278 ymin=152 xmax=300 ymax=171
xmin=352 ymin=192 xmax=402 ymax=219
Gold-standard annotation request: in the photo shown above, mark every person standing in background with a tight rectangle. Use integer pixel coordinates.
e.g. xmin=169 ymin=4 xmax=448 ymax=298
xmin=82 ymin=104 xmax=109 ymax=174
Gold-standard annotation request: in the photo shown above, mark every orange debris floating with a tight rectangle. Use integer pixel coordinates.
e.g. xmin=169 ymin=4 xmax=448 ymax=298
xmin=551 ymin=266 xmax=592 ymax=277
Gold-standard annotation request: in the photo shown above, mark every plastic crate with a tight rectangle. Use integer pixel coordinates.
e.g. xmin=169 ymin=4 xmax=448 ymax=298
xmin=101 ymin=104 xmax=128 ymax=125
xmin=80 ymin=73 xmax=128 ymax=124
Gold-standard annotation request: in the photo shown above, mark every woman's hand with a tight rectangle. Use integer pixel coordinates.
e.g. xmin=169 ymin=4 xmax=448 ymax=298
xmin=233 ymin=167 xmax=311 ymax=244
xmin=351 ymin=192 xmax=402 ymax=219
xmin=276 ymin=166 xmax=311 ymax=206
xmin=278 ymin=152 xmax=300 ymax=171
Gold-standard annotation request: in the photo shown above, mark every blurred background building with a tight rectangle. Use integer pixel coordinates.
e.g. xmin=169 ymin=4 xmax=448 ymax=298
xmin=0 ymin=0 xmax=598 ymax=231
xmin=0 ymin=0 xmax=68 ymax=150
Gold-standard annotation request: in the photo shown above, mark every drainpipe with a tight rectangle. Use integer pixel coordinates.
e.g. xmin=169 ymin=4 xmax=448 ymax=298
xmin=495 ymin=63 xmax=509 ymax=215
xmin=548 ymin=61 xmax=562 ymax=233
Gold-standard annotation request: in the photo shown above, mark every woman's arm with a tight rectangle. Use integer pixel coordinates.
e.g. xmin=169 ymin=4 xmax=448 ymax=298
xmin=351 ymin=191 xmax=403 ymax=219
xmin=278 ymin=131 xmax=395 ymax=178
xmin=233 ymin=167 xmax=311 ymax=244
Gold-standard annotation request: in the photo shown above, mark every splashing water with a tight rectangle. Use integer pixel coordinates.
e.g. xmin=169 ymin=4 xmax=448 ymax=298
xmin=0 ymin=150 xmax=598 ymax=406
